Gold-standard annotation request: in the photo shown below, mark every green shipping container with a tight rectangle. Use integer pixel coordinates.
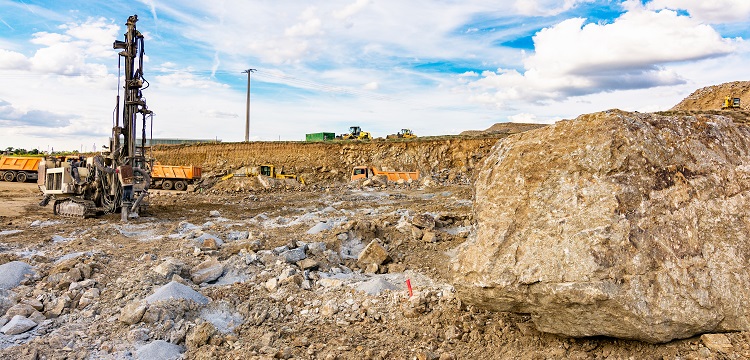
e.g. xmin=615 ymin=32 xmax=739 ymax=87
xmin=306 ymin=132 xmax=336 ymax=141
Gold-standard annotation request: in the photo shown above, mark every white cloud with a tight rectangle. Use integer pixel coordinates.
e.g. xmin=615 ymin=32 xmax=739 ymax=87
xmin=514 ymin=0 xmax=595 ymax=16
xmin=508 ymin=113 xmax=541 ymax=123
xmin=647 ymin=0 xmax=750 ymax=23
xmin=363 ymin=81 xmax=378 ymax=90
xmin=284 ymin=7 xmax=323 ymax=37
xmin=333 ymin=0 xmax=370 ymax=20
xmin=154 ymin=72 xmax=230 ymax=89
xmin=0 ymin=50 xmax=30 ymax=70
xmin=465 ymin=7 xmax=738 ymax=107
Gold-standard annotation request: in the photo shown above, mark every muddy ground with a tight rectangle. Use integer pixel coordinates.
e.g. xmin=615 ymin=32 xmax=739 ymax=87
xmin=0 ymin=180 xmax=748 ymax=360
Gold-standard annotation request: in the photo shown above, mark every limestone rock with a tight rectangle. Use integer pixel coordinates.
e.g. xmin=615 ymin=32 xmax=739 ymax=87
xmin=190 ymin=258 xmax=224 ymax=284
xmin=411 ymin=213 xmax=435 ymax=230
xmin=153 ymin=258 xmax=184 ymax=278
xmin=357 ymin=239 xmax=389 ymax=266
xmin=280 ymin=247 xmax=306 ymax=263
xmin=453 ymin=110 xmax=750 ymax=343
xmin=0 ymin=315 xmax=36 ymax=335
xmin=120 ymin=300 xmax=148 ymax=325
xmin=700 ymin=333 xmax=733 ymax=353
xmin=0 ymin=261 xmax=33 ymax=290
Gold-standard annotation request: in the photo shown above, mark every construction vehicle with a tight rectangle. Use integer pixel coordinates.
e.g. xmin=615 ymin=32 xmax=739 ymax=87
xmin=221 ymin=164 xmax=305 ymax=184
xmin=151 ymin=164 xmax=201 ymax=191
xmin=386 ymin=129 xmax=417 ymax=139
xmin=351 ymin=166 xmax=419 ymax=182
xmin=37 ymin=15 xmax=154 ymax=220
xmin=722 ymin=96 xmax=741 ymax=109
xmin=260 ymin=164 xmax=305 ymax=184
xmin=0 ymin=156 xmax=43 ymax=182
xmin=337 ymin=126 xmax=372 ymax=140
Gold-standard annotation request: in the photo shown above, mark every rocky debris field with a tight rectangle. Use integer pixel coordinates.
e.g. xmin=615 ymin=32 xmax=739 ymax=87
xmin=1 ymin=178 xmax=749 ymax=360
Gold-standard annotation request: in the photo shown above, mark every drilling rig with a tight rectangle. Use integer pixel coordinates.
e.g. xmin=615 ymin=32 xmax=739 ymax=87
xmin=38 ymin=15 xmax=153 ymax=220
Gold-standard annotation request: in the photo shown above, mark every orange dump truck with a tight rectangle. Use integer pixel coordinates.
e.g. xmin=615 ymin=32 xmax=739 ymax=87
xmin=351 ymin=166 xmax=419 ymax=182
xmin=151 ymin=164 xmax=202 ymax=191
xmin=0 ymin=156 xmax=43 ymax=182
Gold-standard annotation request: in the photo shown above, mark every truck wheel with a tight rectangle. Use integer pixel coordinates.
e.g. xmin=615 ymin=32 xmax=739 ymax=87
xmin=162 ymin=180 xmax=173 ymax=190
xmin=3 ymin=171 xmax=15 ymax=182
xmin=174 ymin=180 xmax=187 ymax=191
xmin=16 ymin=172 xmax=27 ymax=182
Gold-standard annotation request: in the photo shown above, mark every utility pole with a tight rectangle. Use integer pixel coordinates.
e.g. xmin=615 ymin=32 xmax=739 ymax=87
xmin=243 ymin=69 xmax=256 ymax=142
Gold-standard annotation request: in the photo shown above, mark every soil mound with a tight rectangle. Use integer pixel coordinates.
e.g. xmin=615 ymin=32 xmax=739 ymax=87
xmin=671 ymin=80 xmax=750 ymax=111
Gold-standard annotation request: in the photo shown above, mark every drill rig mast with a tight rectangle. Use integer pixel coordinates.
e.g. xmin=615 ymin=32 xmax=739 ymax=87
xmin=38 ymin=15 xmax=153 ymax=220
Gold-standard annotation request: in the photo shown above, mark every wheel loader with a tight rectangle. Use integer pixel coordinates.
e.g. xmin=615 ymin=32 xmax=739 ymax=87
xmin=337 ymin=126 xmax=372 ymax=140
xmin=37 ymin=15 xmax=154 ymax=220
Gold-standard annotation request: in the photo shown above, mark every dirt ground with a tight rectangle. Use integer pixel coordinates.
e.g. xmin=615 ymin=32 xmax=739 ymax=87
xmin=0 ymin=180 xmax=749 ymax=359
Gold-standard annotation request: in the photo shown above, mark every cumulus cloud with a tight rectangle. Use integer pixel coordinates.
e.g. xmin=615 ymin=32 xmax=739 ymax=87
xmin=0 ymin=99 xmax=71 ymax=127
xmin=0 ymin=49 xmax=30 ymax=70
xmin=284 ymin=7 xmax=323 ymax=37
xmin=0 ymin=18 xmax=119 ymax=76
xmin=466 ymin=6 xmax=738 ymax=107
xmin=647 ymin=0 xmax=750 ymax=23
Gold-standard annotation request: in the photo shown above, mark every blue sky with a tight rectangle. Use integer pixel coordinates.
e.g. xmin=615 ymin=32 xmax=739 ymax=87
xmin=1 ymin=0 xmax=749 ymax=151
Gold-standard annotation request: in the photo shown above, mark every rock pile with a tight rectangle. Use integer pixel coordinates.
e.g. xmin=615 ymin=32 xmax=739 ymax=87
xmin=453 ymin=110 xmax=750 ymax=343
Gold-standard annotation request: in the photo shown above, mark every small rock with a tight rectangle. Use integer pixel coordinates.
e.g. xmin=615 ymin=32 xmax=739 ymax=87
xmin=364 ymin=263 xmax=378 ymax=274
xmin=318 ymin=278 xmax=343 ymax=288
xmin=209 ymin=210 xmax=221 ymax=217
xmin=411 ymin=213 xmax=436 ymax=230
xmin=152 ymin=258 xmax=184 ymax=278
xmin=201 ymin=238 xmax=220 ymax=251
xmin=281 ymin=248 xmax=307 ymax=263
xmin=119 ymin=300 xmax=148 ymax=325
xmin=190 ymin=258 xmax=224 ymax=284
xmin=297 ymin=258 xmax=319 ymax=270
xmin=388 ymin=263 xmax=406 ymax=273
xmin=422 ymin=231 xmax=437 ymax=243
xmin=186 ymin=322 xmax=216 ymax=348
xmin=701 ymin=333 xmax=733 ymax=353
xmin=0 ymin=315 xmax=36 ymax=335
xmin=21 ymin=298 xmax=44 ymax=312
xmin=265 ymin=278 xmax=279 ymax=292
xmin=357 ymin=239 xmax=389 ymax=266
xmin=6 ymin=303 xmax=35 ymax=318
xmin=320 ymin=300 xmax=338 ymax=317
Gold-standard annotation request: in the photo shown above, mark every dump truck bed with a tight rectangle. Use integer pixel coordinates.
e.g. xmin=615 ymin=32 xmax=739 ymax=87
xmin=151 ymin=165 xmax=201 ymax=179
xmin=0 ymin=156 xmax=43 ymax=171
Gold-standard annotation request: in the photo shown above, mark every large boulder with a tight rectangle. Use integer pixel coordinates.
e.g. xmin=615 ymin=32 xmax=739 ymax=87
xmin=452 ymin=110 xmax=750 ymax=343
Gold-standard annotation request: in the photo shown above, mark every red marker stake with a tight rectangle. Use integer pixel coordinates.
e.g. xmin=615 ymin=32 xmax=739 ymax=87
xmin=406 ymin=279 xmax=413 ymax=297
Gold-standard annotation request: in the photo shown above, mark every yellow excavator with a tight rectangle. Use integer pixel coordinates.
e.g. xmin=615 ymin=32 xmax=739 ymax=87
xmin=722 ymin=96 xmax=741 ymax=110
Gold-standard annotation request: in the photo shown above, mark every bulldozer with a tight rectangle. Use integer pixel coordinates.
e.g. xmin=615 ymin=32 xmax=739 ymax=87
xmin=37 ymin=15 xmax=154 ymax=220
xmin=386 ymin=129 xmax=417 ymax=139
xmin=722 ymin=96 xmax=741 ymax=110
xmin=337 ymin=126 xmax=372 ymax=140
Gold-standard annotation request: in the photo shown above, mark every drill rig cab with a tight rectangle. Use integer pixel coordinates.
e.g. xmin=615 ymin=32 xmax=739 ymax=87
xmin=38 ymin=15 xmax=154 ymax=220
